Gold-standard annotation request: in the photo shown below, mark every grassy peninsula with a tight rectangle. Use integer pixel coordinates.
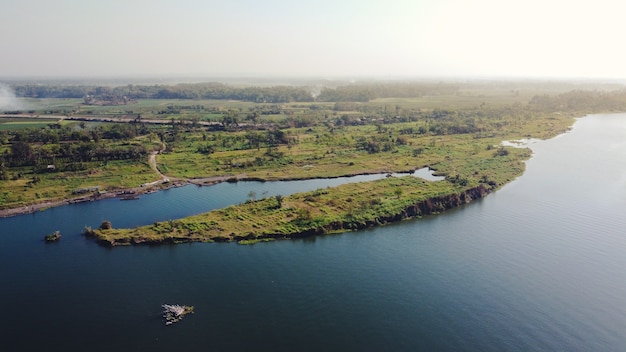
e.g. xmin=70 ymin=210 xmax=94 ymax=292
xmin=2 ymin=79 xmax=625 ymax=243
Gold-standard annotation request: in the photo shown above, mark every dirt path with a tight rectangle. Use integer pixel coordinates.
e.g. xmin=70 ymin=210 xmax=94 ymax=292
xmin=149 ymin=151 xmax=168 ymax=181
xmin=143 ymin=142 xmax=172 ymax=186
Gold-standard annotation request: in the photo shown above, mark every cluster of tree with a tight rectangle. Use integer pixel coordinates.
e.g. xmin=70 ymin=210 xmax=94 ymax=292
xmin=318 ymin=86 xmax=376 ymax=102
xmin=2 ymin=123 xmax=144 ymax=145
xmin=0 ymin=122 xmax=152 ymax=175
xmin=198 ymin=129 xmax=291 ymax=154
xmin=355 ymin=135 xmax=404 ymax=154
xmin=3 ymin=140 xmax=147 ymax=171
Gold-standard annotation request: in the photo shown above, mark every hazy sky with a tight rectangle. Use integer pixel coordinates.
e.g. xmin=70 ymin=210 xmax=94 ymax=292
xmin=2 ymin=0 xmax=625 ymax=79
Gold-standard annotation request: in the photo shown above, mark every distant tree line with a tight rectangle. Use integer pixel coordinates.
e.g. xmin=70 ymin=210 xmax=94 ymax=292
xmin=529 ymin=89 xmax=626 ymax=112
xmin=11 ymin=83 xmax=315 ymax=103
xmin=10 ymin=82 xmax=464 ymax=103
xmin=11 ymin=81 xmax=626 ymax=107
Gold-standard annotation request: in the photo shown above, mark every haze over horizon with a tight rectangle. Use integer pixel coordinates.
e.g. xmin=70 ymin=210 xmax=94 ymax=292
xmin=2 ymin=0 xmax=626 ymax=80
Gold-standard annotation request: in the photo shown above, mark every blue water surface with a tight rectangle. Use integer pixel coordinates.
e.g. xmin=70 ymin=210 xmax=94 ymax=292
xmin=1 ymin=114 xmax=625 ymax=351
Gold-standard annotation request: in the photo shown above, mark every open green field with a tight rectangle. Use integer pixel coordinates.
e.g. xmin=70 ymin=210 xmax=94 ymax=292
xmin=370 ymin=94 xmax=530 ymax=109
xmin=0 ymin=118 xmax=61 ymax=130
xmin=19 ymin=98 xmax=257 ymax=116
xmin=18 ymin=98 xmax=83 ymax=111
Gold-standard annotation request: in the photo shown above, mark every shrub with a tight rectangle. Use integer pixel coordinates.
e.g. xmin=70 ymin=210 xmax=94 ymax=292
xmin=99 ymin=220 xmax=112 ymax=230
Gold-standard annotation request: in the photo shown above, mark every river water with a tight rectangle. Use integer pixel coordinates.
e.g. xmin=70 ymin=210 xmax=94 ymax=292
xmin=1 ymin=114 xmax=625 ymax=351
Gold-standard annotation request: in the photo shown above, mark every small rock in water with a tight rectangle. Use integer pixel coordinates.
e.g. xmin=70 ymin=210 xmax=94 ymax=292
xmin=162 ymin=304 xmax=194 ymax=325
xmin=45 ymin=230 xmax=61 ymax=242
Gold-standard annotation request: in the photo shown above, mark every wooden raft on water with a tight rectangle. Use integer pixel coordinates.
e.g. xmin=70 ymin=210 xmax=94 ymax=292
xmin=162 ymin=304 xmax=194 ymax=325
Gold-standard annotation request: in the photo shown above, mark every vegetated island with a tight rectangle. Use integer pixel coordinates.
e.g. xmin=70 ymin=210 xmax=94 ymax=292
xmin=3 ymin=79 xmax=625 ymax=244
xmin=85 ymin=177 xmax=494 ymax=246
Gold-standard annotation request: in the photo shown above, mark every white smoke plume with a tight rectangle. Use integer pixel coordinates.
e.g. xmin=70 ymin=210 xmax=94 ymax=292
xmin=309 ymin=85 xmax=322 ymax=99
xmin=0 ymin=83 xmax=23 ymax=111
